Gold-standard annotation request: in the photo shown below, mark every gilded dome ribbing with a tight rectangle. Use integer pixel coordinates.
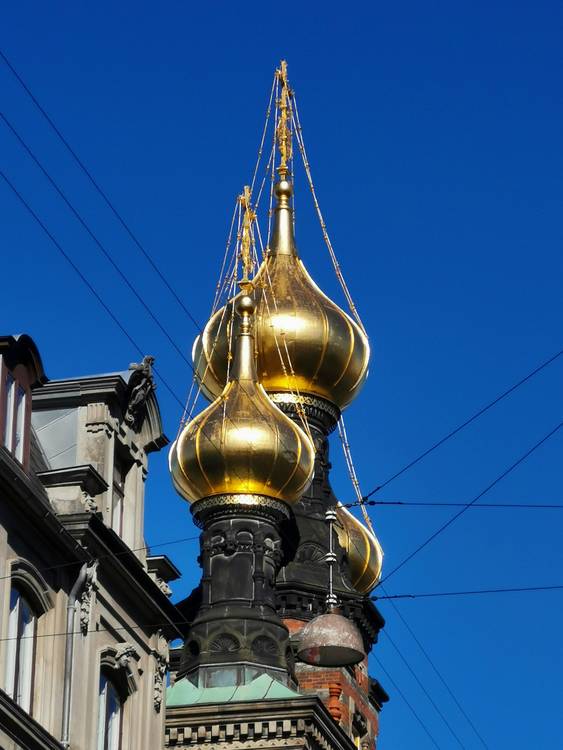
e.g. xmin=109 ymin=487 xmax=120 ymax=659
xmin=335 ymin=505 xmax=383 ymax=594
xmin=170 ymin=295 xmax=315 ymax=504
xmin=192 ymin=179 xmax=370 ymax=411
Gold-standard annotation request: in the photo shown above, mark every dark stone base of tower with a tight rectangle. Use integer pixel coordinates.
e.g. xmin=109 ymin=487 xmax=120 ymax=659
xmin=177 ymin=495 xmax=297 ymax=686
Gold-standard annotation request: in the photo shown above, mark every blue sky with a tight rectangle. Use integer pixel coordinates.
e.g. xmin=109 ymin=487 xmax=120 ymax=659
xmin=2 ymin=2 xmax=562 ymax=747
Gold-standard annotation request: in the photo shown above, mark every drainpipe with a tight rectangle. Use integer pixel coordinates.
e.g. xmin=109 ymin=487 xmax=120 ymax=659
xmin=61 ymin=562 xmax=88 ymax=749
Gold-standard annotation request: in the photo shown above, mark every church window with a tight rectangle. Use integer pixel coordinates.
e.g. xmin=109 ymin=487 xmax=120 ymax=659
xmin=97 ymin=671 xmax=123 ymax=750
xmin=4 ymin=587 xmax=37 ymax=713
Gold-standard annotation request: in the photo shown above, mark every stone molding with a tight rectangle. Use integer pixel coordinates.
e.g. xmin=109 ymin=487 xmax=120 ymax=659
xmin=0 ymin=688 xmax=64 ymax=750
xmin=191 ymin=495 xmax=290 ymax=528
xmin=10 ymin=558 xmax=54 ymax=614
xmin=268 ymin=393 xmax=340 ymax=434
xmin=165 ymin=697 xmax=356 ymax=750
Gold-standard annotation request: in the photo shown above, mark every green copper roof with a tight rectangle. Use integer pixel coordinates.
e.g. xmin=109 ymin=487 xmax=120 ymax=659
xmin=166 ymin=673 xmax=303 ymax=707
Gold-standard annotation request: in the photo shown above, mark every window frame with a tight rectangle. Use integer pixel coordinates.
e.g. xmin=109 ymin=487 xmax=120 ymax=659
xmin=5 ymin=587 xmax=38 ymax=714
xmin=111 ymin=449 xmax=131 ymax=538
xmin=97 ymin=670 xmax=124 ymax=750
xmin=0 ymin=358 xmax=32 ymax=469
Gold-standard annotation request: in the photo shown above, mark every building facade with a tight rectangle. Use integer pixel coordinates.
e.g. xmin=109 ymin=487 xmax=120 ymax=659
xmin=0 ymin=335 xmax=183 ymax=750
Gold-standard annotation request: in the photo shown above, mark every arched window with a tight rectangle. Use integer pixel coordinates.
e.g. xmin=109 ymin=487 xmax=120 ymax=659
xmin=4 ymin=587 xmax=37 ymax=713
xmin=97 ymin=671 xmax=123 ymax=750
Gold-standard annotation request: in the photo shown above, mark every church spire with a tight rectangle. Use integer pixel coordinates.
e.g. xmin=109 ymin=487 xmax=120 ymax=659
xmin=275 ymin=60 xmax=292 ymax=178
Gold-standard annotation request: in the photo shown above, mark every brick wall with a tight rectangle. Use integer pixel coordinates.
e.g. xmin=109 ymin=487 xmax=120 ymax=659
xmin=286 ymin=619 xmax=381 ymax=749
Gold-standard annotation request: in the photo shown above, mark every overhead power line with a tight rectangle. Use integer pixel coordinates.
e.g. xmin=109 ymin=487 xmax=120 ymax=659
xmin=378 ymin=421 xmax=563 ymax=586
xmin=343 ymin=500 xmax=563 ymax=510
xmin=381 ymin=589 xmax=490 ymax=749
xmin=0 ymin=532 xmax=200 ymax=583
xmin=381 ymin=631 xmax=468 ymax=749
xmin=362 ymin=348 xmax=563 ymax=501
xmin=0 ymin=169 xmax=185 ymax=411
xmin=375 ymin=584 xmax=563 ymax=601
xmin=1 ymin=111 xmax=197 ymax=368
xmin=0 ymin=47 xmax=201 ymax=332
xmin=373 ymin=655 xmax=443 ymax=749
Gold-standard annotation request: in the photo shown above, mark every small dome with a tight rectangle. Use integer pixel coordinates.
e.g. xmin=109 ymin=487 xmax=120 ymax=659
xmin=335 ymin=505 xmax=383 ymax=594
xmin=170 ymin=296 xmax=315 ymax=505
xmin=193 ymin=180 xmax=370 ymax=411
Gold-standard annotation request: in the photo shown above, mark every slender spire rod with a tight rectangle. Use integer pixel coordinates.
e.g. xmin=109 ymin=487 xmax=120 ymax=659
xmin=275 ymin=60 xmax=292 ymax=177
xmin=237 ymin=185 xmax=256 ymax=288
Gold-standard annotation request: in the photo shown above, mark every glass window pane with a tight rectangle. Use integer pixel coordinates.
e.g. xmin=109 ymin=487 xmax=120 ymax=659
xmin=98 ymin=673 xmax=121 ymax=750
xmin=14 ymin=387 xmax=26 ymax=462
xmin=18 ymin=600 xmax=35 ymax=712
xmin=112 ymin=495 xmax=123 ymax=536
xmin=3 ymin=373 xmax=15 ymax=450
xmin=107 ymin=683 xmax=121 ymax=750
xmin=5 ymin=589 xmax=19 ymax=698
xmin=97 ymin=674 xmax=107 ymax=750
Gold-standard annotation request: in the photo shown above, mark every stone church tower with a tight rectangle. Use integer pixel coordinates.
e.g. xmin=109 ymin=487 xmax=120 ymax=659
xmin=166 ymin=62 xmax=387 ymax=750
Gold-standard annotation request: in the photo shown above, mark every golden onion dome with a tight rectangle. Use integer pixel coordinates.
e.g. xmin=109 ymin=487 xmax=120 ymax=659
xmin=193 ymin=179 xmax=370 ymax=411
xmin=170 ymin=295 xmax=315 ymax=505
xmin=335 ymin=505 xmax=383 ymax=594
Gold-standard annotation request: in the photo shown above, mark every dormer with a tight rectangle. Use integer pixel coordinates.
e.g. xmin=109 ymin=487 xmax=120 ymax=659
xmin=32 ymin=356 xmax=168 ymax=561
xmin=0 ymin=335 xmax=46 ymax=470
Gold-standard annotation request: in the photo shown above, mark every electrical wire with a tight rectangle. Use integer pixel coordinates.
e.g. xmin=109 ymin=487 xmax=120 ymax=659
xmin=362 ymin=349 xmax=563 ymax=501
xmin=382 ymin=596 xmax=490 ymax=749
xmin=0 ymin=534 xmax=200 ymax=583
xmin=1 ymin=111 xmax=201 ymax=362
xmin=0 ymin=48 xmax=202 ymax=332
xmin=343 ymin=500 xmax=563 ymax=510
xmin=381 ymin=630 xmax=468 ymax=749
xmin=374 ymin=584 xmax=563 ymax=601
xmin=373 ymin=655 xmax=442 ymax=750
xmin=0 ymin=169 xmax=184 ymax=411
xmin=377 ymin=421 xmax=563 ymax=586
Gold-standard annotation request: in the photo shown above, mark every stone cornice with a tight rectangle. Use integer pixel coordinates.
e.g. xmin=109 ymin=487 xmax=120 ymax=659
xmin=36 ymin=464 xmax=108 ymax=497
xmin=0 ymin=688 xmax=64 ymax=750
xmin=32 ymin=374 xmax=128 ymax=409
xmin=0 ymin=449 xmax=88 ymax=567
xmin=58 ymin=512 xmax=184 ymax=640
xmin=165 ymin=695 xmax=357 ymax=750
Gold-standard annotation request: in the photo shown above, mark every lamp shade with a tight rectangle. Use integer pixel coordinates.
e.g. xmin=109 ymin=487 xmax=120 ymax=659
xmin=296 ymin=611 xmax=365 ymax=667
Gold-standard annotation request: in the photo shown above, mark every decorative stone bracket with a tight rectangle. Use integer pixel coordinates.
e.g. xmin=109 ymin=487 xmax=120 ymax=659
xmin=79 ymin=560 xmax=99 ymax=635
xmin=152 ymin=632 xmax=170 ymax=713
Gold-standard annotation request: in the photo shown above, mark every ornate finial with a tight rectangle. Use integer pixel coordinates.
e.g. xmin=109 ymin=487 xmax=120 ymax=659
xmin=275 ymin=60 xmax=292 ymax=177
xmin=238 ymin=185 xmax=256 ymax=290
xmin=236 ymin=294 xmax=255 ymax=335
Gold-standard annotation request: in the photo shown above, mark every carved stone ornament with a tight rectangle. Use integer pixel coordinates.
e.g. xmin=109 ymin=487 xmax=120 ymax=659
xmin=152 ymin=632 xmax=169 ymax=713
xmin=114 ymin=642 xmax=139 ymax=670
xmin=80 ymin=560 xmax=99 ymax=635
xmin=156 ymin=578 xmax=172 ymax=597
xmin=209 ymin=633 xmax=240 ymax=654
xmin=82 ymin=490 xmax=98 ymax=513
xmin=295 ymin=542 xmax=326 ymax=563
xmin=125 ymin=356 xmax=156 ymax=431
xmin=85 ymin=402 xmax=114 ymax=436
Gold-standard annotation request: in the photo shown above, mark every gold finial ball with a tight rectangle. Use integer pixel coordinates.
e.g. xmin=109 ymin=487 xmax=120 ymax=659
xmin=237 ymin=295 xmax=255 ymax=318
xmin=275 ymin=180 xmax=293 ymax=200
